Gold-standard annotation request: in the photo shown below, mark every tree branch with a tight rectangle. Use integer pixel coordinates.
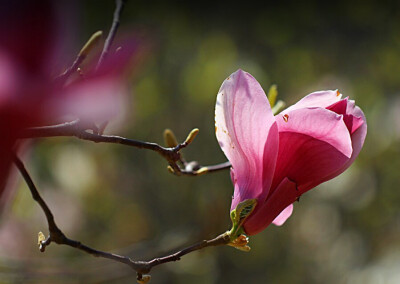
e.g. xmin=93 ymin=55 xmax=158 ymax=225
xmin=19 ymin=121 xmax=232 ymax=176
xmin=97 ymin=0 xmax=126 ymax=70
xmin=13 ymin=155 xmax=230 ymax=282
xmin=55 ymin=54 xmax=85 ymax=84
xmin=197 ymin=161 xmax=232 ymax=174
xmin=13 ymin=155 xmax=60 ymax=238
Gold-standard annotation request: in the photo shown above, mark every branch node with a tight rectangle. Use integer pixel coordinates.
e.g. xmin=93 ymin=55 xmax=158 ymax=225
xmin=39 ymin=235 xmax=51 ymax=252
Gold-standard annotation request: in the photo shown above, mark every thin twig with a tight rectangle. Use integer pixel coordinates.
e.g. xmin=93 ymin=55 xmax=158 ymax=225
xmin=97 ymin=0 xmax=126 ymax=70
xmin=19 ymin=121 xmax=232 ymax=176
xmin=13 ymin=155 xmax=60 ymax=237
xmin=13 ymin=155 xmax=230 ymax=280
xmin=143 ymin=233 xmax=230 ymax=270
xmin=197 ymin=161 xmax=232 ymax=174
xmin=55 ymin=55 xmax=85 ymax=85
xmin=20 ymin=120 xmax=80 ymax=138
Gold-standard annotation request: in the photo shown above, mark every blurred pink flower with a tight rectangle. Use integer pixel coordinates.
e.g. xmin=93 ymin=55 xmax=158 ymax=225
xmin=215 ymin=69 xmax=367 ymax=236
xmin=0 ymin=1 xmax=136 ymax=200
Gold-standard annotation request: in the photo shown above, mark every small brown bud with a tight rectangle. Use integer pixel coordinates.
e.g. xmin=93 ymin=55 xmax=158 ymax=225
xmin=163 ymin=129 xmax=179 ymax=147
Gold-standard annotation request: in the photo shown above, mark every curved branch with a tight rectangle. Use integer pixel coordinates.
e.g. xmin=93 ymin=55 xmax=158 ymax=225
xmin=13 ymin=155 xmax=230 ymax=281
xmin=97 ymin=0 xmax=126 ymax=70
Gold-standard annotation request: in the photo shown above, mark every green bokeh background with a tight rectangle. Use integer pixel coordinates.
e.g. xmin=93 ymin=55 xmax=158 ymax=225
xmin=1 ymin=1 xmax=400 ymax=283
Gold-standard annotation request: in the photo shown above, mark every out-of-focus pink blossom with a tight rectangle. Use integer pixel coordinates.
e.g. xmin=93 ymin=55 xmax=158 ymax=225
xmin=0 ymin=1 xmax=137 ymax=201
xmin=215 ymin=69 xmax=367 ymax=236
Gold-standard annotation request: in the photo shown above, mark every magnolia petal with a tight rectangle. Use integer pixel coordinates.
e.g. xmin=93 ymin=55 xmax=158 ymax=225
xmin=54 ymin=77 xmax=127 ymax=123
xmin=282 ymin=90 xmax=342 ymax=114
xmin=0 ymin=150 xmax=13 ymax=200
xmin=272 ymin=204 xmax=293 ymax=226
xmin=0 ymin=0 xmax=58 ymax=75
xmin=244 ymin=178 xmax=298 ymax=235
xmin=347 ymin=101 xmax=367 ymax=158
xmin=325 ymin=100 xmax=367 ymax=180
xmin=270 ymin=108 xmax=352 ymax=194
xmin=215 ymin=69 xmax=278 ymax=211
xmin=95 ymin=38 xmax=139 ymax=77
xmin=0 ymin=51 xmax=18 ymax=103
xmin=327 ymin=98 xmax=364 ymax=134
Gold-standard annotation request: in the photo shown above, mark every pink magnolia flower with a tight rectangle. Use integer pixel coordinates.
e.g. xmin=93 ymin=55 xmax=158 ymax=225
xmin=215 ymin=69 xmax=367 ymax=236
xmin=0 ymin=1 xmax=136 ymax=202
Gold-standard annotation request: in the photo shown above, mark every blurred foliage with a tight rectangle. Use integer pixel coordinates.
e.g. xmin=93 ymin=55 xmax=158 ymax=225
xmin=1 ymin=1 xmax=400 ymax=283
